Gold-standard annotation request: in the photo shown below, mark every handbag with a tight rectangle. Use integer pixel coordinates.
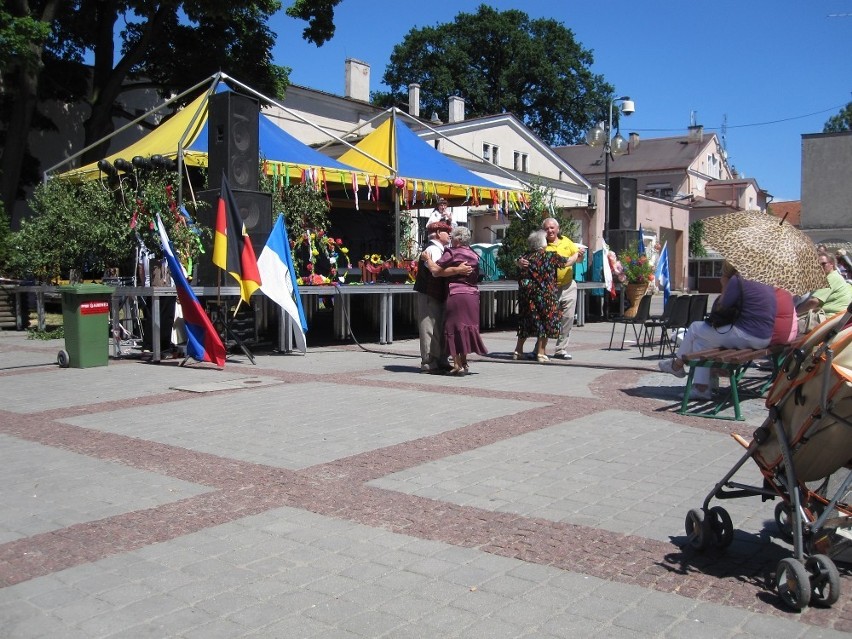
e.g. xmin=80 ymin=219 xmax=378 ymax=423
xmin=706 ymin=276 xmax=744 ymax=329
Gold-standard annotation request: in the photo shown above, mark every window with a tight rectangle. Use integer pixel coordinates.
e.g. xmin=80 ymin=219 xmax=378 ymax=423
xmin=513 ymin=151 xmax=528 ymax=172
xmin=491 ymin=225 xmax=507 ymax=242
xmin=643 ymin=183 xmax=673 ymax=199
xmin=483 ymin=143 xmax=499 ymax=165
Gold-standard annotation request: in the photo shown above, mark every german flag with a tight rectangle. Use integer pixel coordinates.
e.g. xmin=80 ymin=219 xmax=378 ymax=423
xmin=212 ymin=173 xmax=262 ymax=307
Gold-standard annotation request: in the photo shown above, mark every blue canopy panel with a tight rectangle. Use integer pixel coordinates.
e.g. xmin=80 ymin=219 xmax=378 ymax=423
xmin=394 ymin=120 xmax=504 ymax=190
xmin=189 ymin=113 xmax=355 ymax=173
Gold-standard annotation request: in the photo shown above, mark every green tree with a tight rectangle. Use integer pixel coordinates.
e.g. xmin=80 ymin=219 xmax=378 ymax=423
xmin=374 ymin=5 xmax=612 ymax=146
xmin=6 ymin=178 xmax=134 ymax=282
xmin=689 ymin=220 xmax=707 ymax=258
xmin=824 ymin=102 xmax=852 ymax=132
xmin=1 ymin=0 xmax=343 ymax=219
xmin=496 ymin=183 xmax=578 ymax=280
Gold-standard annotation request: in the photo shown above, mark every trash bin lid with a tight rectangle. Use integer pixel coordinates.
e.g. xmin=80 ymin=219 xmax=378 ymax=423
xmin=58 ymin=283 xmax=115 ymax=294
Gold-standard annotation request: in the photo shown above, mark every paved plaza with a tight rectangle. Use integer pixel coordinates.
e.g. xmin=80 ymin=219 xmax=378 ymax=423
xmin=0 ymin=310 xmax=850 ymax=638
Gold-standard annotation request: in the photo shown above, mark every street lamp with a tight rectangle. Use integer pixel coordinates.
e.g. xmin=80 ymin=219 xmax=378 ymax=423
xmin=585 ymin=95 xmax=635 ymax=244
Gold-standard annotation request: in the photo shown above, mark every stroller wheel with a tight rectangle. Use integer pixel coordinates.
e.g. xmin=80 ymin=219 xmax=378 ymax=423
xmin=685 ymin=508 xmax=710 ymax=551
xmin=774 ymin=502 xmax=794 ymax=543
xmin=805 ymin=554 xmax=840 ymax=607
xmin=708 ymin=506 xmax=734 ymax=549
xmin=776 ymin=557 xmax=811 ymax=611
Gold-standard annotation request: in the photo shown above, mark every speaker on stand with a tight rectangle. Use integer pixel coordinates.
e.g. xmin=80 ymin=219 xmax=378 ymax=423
xmin=207 ymin=91 xmax=260 ymax=192
xmin=607 ymin=177 xmax=638 ymax=232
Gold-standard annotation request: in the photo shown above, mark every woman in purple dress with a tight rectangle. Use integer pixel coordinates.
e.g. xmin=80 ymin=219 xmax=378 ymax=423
xmin=422 ymin=226 xmax=488 ymax=375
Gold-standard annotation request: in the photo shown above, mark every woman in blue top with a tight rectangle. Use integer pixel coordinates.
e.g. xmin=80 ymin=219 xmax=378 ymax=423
xmin=658 ymin=261 xmax=777 ymax=400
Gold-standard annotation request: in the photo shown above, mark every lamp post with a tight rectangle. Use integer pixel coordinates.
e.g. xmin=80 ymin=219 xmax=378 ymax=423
xmin=585 ymin=95 xmax=635 ymax=245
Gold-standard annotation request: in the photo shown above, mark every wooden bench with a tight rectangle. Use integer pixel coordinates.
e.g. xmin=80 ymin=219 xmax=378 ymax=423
xmin=678 ymin=344 xmax=790 ymax=421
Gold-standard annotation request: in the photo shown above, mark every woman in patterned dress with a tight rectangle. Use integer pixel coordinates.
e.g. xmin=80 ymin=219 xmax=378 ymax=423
xmin=513 ymin=230 xmax=569 ymax=363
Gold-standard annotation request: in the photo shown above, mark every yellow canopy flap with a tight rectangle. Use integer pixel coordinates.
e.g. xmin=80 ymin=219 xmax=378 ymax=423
xmin=59 ymin=91 xmax=210 ymax=182
xmin=338 ymin=116 xmax=526 ymax=207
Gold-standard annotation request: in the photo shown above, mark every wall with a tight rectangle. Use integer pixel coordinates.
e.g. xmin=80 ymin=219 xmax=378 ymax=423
xmin=801 ymin=131 xmax=852 ymax=243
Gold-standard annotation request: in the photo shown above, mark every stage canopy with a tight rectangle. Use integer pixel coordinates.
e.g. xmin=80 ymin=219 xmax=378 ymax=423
xmin=337 ymin=112 xmax=527 ymax=210
xmin=57 ymin=83 xmax=360 ymax=187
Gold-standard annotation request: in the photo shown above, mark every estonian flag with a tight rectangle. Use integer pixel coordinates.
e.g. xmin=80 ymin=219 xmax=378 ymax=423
xmin=655 ymin=241 xmax=671 ymax=305
xmin=156 ymin=214 xmax=226 ymax=368
xmin=258 ymin=214 xmax=308 ymax=353
xmin=213 ymin=173 xmax=262 ymax=308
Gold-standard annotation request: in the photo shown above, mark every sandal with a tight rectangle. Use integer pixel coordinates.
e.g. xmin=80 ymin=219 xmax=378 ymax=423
xmin=536 ymin=354 xmax=549 ymax=363
xmin=512 ymin=351 xmax=523 ymax=360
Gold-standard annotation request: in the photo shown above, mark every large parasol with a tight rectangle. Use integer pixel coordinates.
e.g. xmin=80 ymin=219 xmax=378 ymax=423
xmin=702 ymin=210 xmax=827 ymax=295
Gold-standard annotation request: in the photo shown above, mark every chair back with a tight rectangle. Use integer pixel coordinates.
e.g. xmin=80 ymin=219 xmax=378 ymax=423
xmin=650 ymin=295 xmax=677 ymax=323
xmin=688 ymin=294 xmax=709 ymax=325
xmin=666 ymin=295 xmax=692 ymax=330
xmin=633 ymin=294 xmax=653 ymax=323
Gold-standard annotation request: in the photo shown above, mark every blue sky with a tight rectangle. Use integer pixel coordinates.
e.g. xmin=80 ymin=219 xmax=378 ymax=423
xmin=270 ymin=1 xmax=851 ymax=202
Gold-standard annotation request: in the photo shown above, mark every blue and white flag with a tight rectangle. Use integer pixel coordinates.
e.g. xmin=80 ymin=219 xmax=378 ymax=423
xmin=655 ymin=241 xmax=671 ymax=305
xmin=258 ymin=214 xmax=308 ymax=353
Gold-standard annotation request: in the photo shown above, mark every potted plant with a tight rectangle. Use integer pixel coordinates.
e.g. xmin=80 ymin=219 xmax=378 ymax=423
xmin=614 ymin=246 xmax=654 ymax=317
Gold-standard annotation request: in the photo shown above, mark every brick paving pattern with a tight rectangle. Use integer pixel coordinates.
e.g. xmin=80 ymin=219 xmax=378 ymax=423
xmin=0 ymin=313 xmax=850 ymax=638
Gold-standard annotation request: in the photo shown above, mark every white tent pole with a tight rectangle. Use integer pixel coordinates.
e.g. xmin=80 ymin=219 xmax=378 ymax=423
xmin=392 ymin=107 xmax=533 ymax=189
xmin=219 ymin=73 xmax=392 ymax=171
xmin=44 ymin=73 xmax=220 ymax=180
xmin=176 ymin=74 xmax=221 ymax=205
xmin=392 ymin=110 xmax=400 ymax=259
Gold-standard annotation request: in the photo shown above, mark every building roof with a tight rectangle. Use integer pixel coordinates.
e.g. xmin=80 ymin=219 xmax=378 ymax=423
xmin=553 ymin=133 xmax=720 ymax=179
xmin=768 ymin=200 xmax=801 ymax=226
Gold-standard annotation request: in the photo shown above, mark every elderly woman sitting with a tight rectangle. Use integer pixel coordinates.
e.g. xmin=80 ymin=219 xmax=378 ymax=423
xmin=658 ymin=261 xmax=793 ymax=400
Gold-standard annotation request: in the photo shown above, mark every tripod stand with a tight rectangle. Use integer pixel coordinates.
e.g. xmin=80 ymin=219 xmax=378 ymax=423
xmin=202 ymin=299 xmax=256 ymax=365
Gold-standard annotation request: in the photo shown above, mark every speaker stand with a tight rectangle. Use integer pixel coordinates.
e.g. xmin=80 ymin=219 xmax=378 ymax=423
xmin=208 ymin=301 xmax=257 ymax=365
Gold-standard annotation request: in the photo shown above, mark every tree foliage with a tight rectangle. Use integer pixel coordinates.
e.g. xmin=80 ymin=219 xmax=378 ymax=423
xmin=375 ymin=5 xmax=612 ymax=146
xmin=689 ymin=220 xmax=707 ymax=258
xmin=6 ymin=178 xmax=134 ymax=282
xmin=285 ymin=0 xmax=343 ymax=45
xmin=495 ymin=183 xmax=578 ymax=280
xmin=824 ymin=102 xmax=852 ymax=133
xmin=0 ymin=1 xmax=292 ymax=214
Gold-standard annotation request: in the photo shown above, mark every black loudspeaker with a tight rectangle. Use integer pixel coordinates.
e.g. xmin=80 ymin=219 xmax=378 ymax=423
xmin=337 ymin=266 xmax=362 ymax=283
xmin=380 ymin=267 xmax=410 ymax=283
xmin=608 ymin=177 xmax=637 ymax=230
xmin=193 ymin=188 xmax=273 ymax=286
xmin=208 ymin=92 xmax=260 ymax=192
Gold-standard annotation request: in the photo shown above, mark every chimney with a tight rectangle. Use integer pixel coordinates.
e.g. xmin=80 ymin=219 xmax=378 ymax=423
xmin=344 ymin=58 xmax=370 ymax=102
xmin=408 ymin=83 xmax=420 ymax=117
xmin=629 ymin=132 xmax=640 ymax=149
xmin=687 ymin=124 xmax=704 ymax=143
xmin=448 ymin=95 xmax=465 ymax=123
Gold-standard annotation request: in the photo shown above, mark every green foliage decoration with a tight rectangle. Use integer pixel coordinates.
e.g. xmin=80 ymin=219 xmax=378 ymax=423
xmin=689 ymin=220 xmax=707 ymax=258
xmin=495 ymin=182 xmax=579 ymax=280
xmin=7 ymin=178 xmax=133 ymax=283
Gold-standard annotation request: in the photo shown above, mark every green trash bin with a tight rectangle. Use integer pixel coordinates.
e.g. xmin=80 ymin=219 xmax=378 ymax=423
xmin=58 ymin=283 xmax=114 ymax=368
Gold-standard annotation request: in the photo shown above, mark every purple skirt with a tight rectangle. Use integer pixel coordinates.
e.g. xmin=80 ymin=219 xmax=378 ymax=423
xmin=443 ymin=290 xmax=488 ymax=356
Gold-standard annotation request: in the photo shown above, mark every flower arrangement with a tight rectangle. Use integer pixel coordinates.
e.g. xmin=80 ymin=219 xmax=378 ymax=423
xmin=290 ymin=228 xmax=351 ymax=285
xmin=612 ymin=247 xmax=655 ymax=285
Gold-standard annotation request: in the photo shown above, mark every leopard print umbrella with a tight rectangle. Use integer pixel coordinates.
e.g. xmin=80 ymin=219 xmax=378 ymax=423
xmin=702 ymin=210 xmax=827 ymax=295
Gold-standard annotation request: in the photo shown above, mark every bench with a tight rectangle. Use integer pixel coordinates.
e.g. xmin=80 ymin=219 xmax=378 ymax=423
xmin=678 ymin=344 xmax=790 ymax=421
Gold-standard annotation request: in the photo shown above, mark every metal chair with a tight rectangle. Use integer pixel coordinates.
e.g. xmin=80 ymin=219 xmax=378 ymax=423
xmin=657 ymin=294 xmax=693 ymax=358
xmin=642 ymin=294 xmax=677 ymax=355
xmin=687 ymin=294 xmax=709 ymax=325
xmin=608 ymin=293 xmax=653 ymax=350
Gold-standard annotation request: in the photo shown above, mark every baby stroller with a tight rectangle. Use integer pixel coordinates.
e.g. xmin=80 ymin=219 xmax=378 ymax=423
xmin=684 ymin=305 xmax=852 ymax=611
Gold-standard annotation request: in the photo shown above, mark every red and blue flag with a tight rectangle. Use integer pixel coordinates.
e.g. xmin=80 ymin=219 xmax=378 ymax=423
xmin=156 ymin=214 xmax=226 ymax=368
